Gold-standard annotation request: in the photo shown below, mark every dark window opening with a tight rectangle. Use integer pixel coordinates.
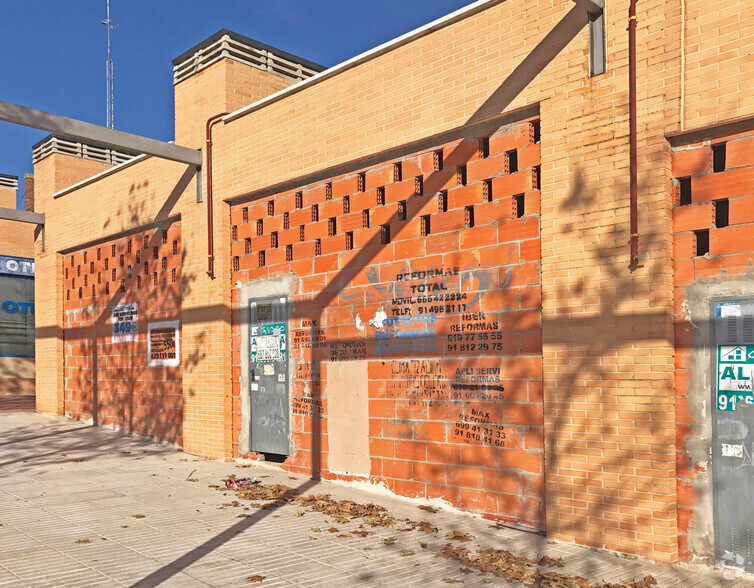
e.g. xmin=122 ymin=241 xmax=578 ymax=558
xmin=713 ymin=143 xmax=727 ymax=173
xmin=532 ymin=120 xmax=541 ymax=143
xmin=514 ymin=194 xmax=525 ymax=218
xmin=415 ymin=176 xmax=423 ymax=196
xmin=715 ymin=199 xmax=729 ymax=228
xmin=534 ymin=166 xmax=541 ymax=190
xmin=695 ymin=229 xmax=709 ymax=256
xmin=381 ymin=225 xmax=390 ymax=244
xmin=507 ymin=150 xmax=519 ymax=173
xmin=478 ymin=137 xmax=489 ymax=159
xmin=456 ymin=165 xmax=467 ymax=186
xmin=398 ymin=201 xmax=407 ymax=221
xmin=679 ymin=178 xmax=692 ymax=205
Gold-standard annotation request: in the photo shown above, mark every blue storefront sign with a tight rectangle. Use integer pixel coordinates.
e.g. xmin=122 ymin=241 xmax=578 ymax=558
xmin=0 ymin=255 xmax=34 ymax=278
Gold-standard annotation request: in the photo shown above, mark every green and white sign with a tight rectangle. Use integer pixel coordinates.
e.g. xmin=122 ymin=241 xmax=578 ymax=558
xmin=250 ymin=322 xmax=287 ymax=363
xmin=717 ymin=345 xmax=754 ymax=411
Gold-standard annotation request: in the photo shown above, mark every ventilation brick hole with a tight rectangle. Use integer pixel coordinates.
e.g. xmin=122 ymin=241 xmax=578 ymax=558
xmin=286 ymin=244 xmax=293 ymax=262
xmin=483 ymin=180 xmax=493 ymax=202
xmin=432 ymin=150 xmax=444 ymax=171
xmin=152 ymin=246 xmax=158 ymax=259
xmin=84 ymin=275 xmax=88 ymax=286
xmin=83 ymin=252 xmax=88 ymax=263
xmin=271 ymin=232 xmax=278 ymax=248
xmin=679 ymin=178 xmax=692 ymax=205
xmin=172 ymin=241 xmax=178 ymax=255
xmin=376 ymin=187 xmax=385 ymax=206
xmin=478 ymin=137 xmax=489 ymax=159
xmin=91 ymin=285 xmax=95 ymax=297
xmin=71 ymin=256 xmax=75 ymax=267
xmin=514 ymin=194 xmax=525 ymax=218
xmin=65 ymin=268 xmax=69 ymax=280
xmin=299 ymin=226 xmax=305 ymax=242
xmin=325 ymin=183 xmax=333 ymax=201
xmin=172 ymin=268 xmax=177 ymax=283
xmin=120 ymin=280 xmax=125 ymax=292
xmin=77 ymin=265 xmax=81 ymax=277
xmin=136 ymin=251 xmax=141 ymax=264
xmin=97 ymin=272 xmax=101 ymax=284
xmin=415 ymin=176 xmax=423 ymax=196
xmin=392 ymin=162 xmax=402 ymax=183
xmin=161 ymin=258 xmax=167 ymax=271
xmin=362 ymin=210 xmax=370 ymax=228
xmin=437 ymin=191 xmax=448 ymax=212
xmin=267 ymin=200 xmax=274 ymax=216
xmin=315 ymin=239 xmax=321 ymax=256
xmin=534 ymin=166 xmax=541 ymax=190
xmin=231 ymin=226 xmax=238 ymax=241
xmin=258 ymin=251 xmax=266 ymax=267
xmin=137 ymin=275 xmax=142 ymax=289
xmin=242 ymin=207 xmax=249 ymax=223
xmin=283 ymin=212 xmax=290 ymax=230
xmin=357 ymin=172 xmax=366 ymax=192
xmin=112 ymin=269 xmax=116 ymax=281
xmin=312 ymin=204 xmax=319 ymax=222
xmin=127 ymin=239 xmax=132 ymax=253
xmin=244 ymin=238 xmax=251 ymax=254
xmin=456 ymin=165 xmax=467 ymax=186
xmin=295 ymin=192 xmax=303 ymax=209
xmin=381 ymin=225 xmax=391 ymax=244
xmin=398 ymin=201 xmax=407 ymax=221
xmin=97 ymin=248 xmax=102 ymax=261
xmin=153 ymin=272 xmax=158 ymax=286
xmin=345 ymin=232 xmax=354 ymax=251
xmin=78 ymin=287 xmax=82 ymax=299
xmin=465 ymin=206 xmax=475 ymax=228
xmin=695 ymin=229 xmax=710 ymax=256
xmin=143 ymin=262 xmax=148 ymax=274
xmin=343 ymin=196 xmax=350 ymax=214
xmin=713 ymin=143 xmax=727 ymax=173
xmin=127 ymin=265 xmax=133 ymax=279
xmin=532 ymin=120 xmax=541 ymax=143
xmin=66 ymin=290 xmax=70 ymax=301
xmin=328 ymin=218 xmax=336 ymax=237
xmin=420 ymin=215 xmax=431 ymax=236
xmin=257 ymin=220 xmax=264 ymax=236
xmin=105 ymin=259 xmax=109 ymax=270
xmin=715 ymin=199 xmax=729 ymax=228
xmin=507 ymin=150 xmax=519 ymax=173
xmin=232 ymin=257 xmax=239 ymax=273
xmin=120 ymin=254 xmax=125 ymax=267
xmin=105 ymin=282 xmax=110 ymax=294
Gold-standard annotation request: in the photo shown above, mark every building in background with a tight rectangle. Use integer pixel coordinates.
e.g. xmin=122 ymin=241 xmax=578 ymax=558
xmin=25 ymin=1 xmax=754 ymax=573
xmin=0 ymin=174 xmax=35 ymax=397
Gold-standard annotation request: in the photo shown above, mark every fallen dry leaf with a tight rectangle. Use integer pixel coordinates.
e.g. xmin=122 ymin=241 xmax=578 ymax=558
xmin=445 ymin=531 xmax=472 ymax=542
xmin=74 ymin=539 xmax=90 ymax=544
xmin=245 ymin=575 xmax=265 ymax=583
xmin=383 ymin=536 xmax=396 ymax=545
xmin=328 ymin=527 xmax=339 ymax=533
xmin=310 ymin=528 xmax=321 ymax=533
xmin=400 ymin=550 xmax=415 ymax=557
xmin=419 ymin=505 xmax=438 ymax=513
xmin=294 ymin=511 xmax=305 ymax=517
xmin=443 ymin=579 xmax=463 ymax=584
xmin=538 ymin=556 xmax=565 ymax=568
xmin=132 ymin=514 xmax=145 ymax=519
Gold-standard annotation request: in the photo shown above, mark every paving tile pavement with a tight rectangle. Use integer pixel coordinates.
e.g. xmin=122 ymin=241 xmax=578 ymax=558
xmin=0 ymin=411 xmax=750 ymax=587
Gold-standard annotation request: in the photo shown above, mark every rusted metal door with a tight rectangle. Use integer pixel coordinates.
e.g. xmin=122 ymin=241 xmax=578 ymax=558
xmin=249 ymin=296 xmax=289 ymax=455
xmin=711 ymin=297 xmax=754 ymax=571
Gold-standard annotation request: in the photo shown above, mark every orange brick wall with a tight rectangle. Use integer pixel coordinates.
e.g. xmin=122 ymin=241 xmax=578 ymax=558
xmin=61 ymin=223 xmax=182 ymax=442
xmin=230 ymin=119 xmax=545 ymax=526
xmin=0 ymin=185 xmax=35 ymax=259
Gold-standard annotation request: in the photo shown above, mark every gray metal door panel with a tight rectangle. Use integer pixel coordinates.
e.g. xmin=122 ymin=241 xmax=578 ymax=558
xmin=249 ymin=296 xmax=289 ymax=455
xmin=711 ymin=296 xmax=754 ymax=571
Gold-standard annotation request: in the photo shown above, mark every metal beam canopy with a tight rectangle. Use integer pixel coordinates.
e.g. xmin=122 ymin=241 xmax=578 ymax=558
xmin=0 ymin=207 xmax=44 ymax=225
xmin=572 ymin=0 xmax=604 ymax=13
xmin=0 ymin=101 xmax=202 ymax=167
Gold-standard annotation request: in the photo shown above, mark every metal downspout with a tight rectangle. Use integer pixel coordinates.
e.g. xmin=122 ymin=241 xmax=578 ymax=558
xmin=629 ymin=0 xmax=639 ymax=268
xmin=205 ymin=112 xmax=229 ymax=279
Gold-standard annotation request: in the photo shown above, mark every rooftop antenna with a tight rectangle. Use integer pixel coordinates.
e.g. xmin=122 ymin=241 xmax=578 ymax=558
xmin=102 ymin=0 xmax=115 ymax=129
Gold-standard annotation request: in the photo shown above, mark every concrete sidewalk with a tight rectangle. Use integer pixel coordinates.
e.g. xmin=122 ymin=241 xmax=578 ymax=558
xmin=0 ymin=412 xmax=747 ymax=587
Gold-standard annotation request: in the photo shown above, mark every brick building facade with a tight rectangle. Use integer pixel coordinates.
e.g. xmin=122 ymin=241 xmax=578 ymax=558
xmin=26 ymin=0 xmax=754 ymax=570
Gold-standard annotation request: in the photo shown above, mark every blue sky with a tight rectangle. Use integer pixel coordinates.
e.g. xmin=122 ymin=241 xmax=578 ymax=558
xmin=1 ymin=0 xmax=472 ymax=208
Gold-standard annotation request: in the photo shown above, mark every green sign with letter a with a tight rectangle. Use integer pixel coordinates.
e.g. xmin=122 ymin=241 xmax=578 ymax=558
xmin=717 ymin=345 xmax=754 ymax=411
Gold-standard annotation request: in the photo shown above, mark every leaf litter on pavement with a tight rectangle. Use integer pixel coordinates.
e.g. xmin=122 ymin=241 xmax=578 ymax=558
xmin=216 ymin=478 xmax=658 ymax=588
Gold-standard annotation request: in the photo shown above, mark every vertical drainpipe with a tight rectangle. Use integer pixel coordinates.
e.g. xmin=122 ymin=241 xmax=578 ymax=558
xmin=205 ymin=112 xmax=229 ymax=279
xmin=629 ymin=0 xmax=639 ymax=268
